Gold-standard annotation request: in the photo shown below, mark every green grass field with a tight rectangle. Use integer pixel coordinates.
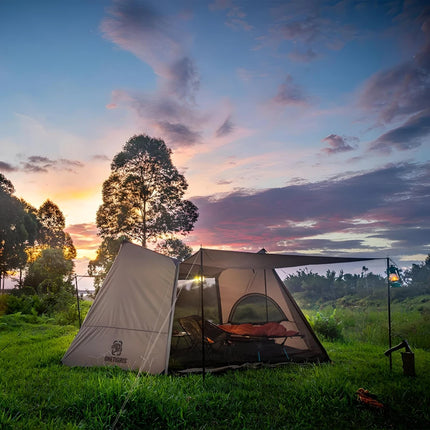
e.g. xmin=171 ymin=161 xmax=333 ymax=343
xmin=0 ymin=308 xmax=429 ymax=429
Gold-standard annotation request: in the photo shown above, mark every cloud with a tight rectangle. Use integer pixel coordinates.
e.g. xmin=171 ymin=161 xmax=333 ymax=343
xmin=166 ymin=56 xmax=200 ymax=101
xmin=102 ymin=1 xmax=203 ymax=148
xmin=359 ymin=12 xmax=430 ymax=124
xmin=271 ymin=74 xmax=308 ymax=106
xmin=156 ymin=121 xmax=200 ymax=146
xmin=288 ymin=48 xmax=318 ymax=63
xmin=92 ymin=154 xmax=110 ymax=161
xmin=65 ymin=223 xmax=100 ymax=248
xmin=216 ymin=116 xmax=235 ymax=138
xmin=369 ymin=109 xmax=430 ymax=153
xmin=209 ymin=0 xmax=253 ymax=32
xmin=101 ymin=0 xmax=199 ymax=102
xmin=19 ymin=155 xmax=84 ymax=173
xmin=322 ymin=134 xmax=358 ymax=155
xmin=0 ymin=161 xmax=17 ymax=172
xmin=268 ymin=1 xmax=357 ymax=62
xmin=190 ymin=162 xmax=429 ymax=258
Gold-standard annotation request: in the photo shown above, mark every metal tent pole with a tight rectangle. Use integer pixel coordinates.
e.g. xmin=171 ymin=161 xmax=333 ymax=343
xmin=74 ymin=274 xmax=82 ymax=328
xmin=200 ymin=247 xmax=206 ymax=380
xmin=386 ymin=257 xmax=392 ymax=371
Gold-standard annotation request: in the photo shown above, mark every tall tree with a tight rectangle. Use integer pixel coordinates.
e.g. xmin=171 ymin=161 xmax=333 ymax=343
xmin=96 ymin=134 xmax=199 ymax=247
xmin=36 ymin=199 xmax=76 ymax=260
xmin=0 ymin=174 xmax=39 ymax=289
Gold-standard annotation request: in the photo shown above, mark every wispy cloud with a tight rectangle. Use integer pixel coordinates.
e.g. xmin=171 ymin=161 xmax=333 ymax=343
xmin=267 ymin=1 xmax=357 ymax=62
xmin=19 ymin=155 xmax=83 ymax=173
xmin=359 ymin=12 xmax=430 ymax=124
xmin=271 ymin=74 xmax=309 ymax=106
xmin=102 ymin=0 xmax=202 ymax=147
xmin=369 ymin=109 xmax=430 ymax=153
xmin=0 ymin=161 xmax=17 ymax=172
xmin=216 ymin=116 xmax=235 ymax=138
xmin=209 ymin=0 xmax=253 ymax=32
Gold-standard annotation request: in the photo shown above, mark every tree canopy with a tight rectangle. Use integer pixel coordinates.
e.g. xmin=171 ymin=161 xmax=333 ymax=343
xmin=96 ymin=134 xmax=198 ymax=247
xmin=0 ymin=174 xmax=39 ymax=280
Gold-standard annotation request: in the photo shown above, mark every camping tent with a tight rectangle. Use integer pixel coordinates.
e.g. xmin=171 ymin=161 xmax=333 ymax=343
xmin=63 ymin=242 xmax=377 ymax=373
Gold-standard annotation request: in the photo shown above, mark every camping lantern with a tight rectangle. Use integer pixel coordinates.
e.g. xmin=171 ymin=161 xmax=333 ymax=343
xmin=388 ymin=265 xmax=402 ymax=288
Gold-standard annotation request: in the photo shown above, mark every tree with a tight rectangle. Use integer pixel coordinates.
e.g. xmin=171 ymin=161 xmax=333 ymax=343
xmin=96 ymin=134 xmax=199 ymax=247
xmin=36 ymin=199 xmax=76 ymax=260
xmin=24 ymin=248 xmax=74 ymax=294
xmin=0 ymin=175 xmax=39 ymax=289
xmin=155 ymin=237 xmax=193 ymax=261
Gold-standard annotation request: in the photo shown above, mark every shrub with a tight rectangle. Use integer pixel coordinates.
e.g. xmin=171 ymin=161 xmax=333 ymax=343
xmin=309 ymin=309 xmax=343 ymax=341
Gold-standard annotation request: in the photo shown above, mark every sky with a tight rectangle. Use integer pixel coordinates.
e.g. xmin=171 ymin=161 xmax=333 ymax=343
xmin=1 ymin=0 xmax=429 ymax=280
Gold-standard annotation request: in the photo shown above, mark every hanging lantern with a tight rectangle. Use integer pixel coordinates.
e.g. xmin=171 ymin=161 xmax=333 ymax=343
xmin=388 ymin=265 xmax=402 ymax=288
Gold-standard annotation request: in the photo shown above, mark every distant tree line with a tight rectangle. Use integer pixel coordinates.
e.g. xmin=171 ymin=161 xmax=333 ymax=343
xmin=284 ymin=257 xmax=430 ymax=308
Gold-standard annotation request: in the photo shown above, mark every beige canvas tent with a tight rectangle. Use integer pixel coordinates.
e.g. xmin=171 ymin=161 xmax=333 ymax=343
xmin=63 ymin=242 xmax=376 ymax=373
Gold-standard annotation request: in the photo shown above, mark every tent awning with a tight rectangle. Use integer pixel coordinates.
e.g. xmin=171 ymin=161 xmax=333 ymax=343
xmin=179 ymin=248 xmax=381 ymax=278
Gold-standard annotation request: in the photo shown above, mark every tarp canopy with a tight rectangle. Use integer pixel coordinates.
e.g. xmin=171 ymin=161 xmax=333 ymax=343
xmin=179 ymin=248 xmax=379 ymax=278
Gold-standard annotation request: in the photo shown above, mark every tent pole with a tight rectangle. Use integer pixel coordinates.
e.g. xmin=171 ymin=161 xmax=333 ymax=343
xmin=200 ymin=247 xmax=206 ymax=380
xmin=386 ymin=257 xmax=392 ymax=371
xmin=264 ymin=269 xmax=269 ymax=323
xmin=74 ymin=274 xmax=82 ymax=328
xmin=164 ymin=262 xmax=180 ymax=375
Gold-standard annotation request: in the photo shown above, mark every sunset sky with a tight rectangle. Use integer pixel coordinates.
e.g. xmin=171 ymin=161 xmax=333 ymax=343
xmin=1 ymin=0 xmax=429 ymax=279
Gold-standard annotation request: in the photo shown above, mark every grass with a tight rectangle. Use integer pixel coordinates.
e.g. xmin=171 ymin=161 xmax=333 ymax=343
xmin=1 ymin=311 xmax=429 ymax=429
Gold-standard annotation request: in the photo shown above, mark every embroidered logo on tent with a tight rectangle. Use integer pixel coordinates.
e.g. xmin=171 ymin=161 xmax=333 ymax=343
xmin=111 ymin=340 xmax=123 ymax=356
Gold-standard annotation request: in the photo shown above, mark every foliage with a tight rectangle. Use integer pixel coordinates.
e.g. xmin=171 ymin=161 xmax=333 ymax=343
xmin=284 ymin=268 xmax=386 ymax=308
xmin=88 ymin=236 xmax=127 ymax=294
xmin=155 ymin=237 xmax=193 ymax=261
xmin=0 ymin=314 xmax=429 ymax=429
xmin=0 ymin=175 xmax=39 ymax=280
xmin=24 ymin=248 xmax=74 ymax=294
xmin=308 ymin=309 xmax=343 ymax=341
xmin=96 ymin=134 xmax=198 ymax=247
xmin=35 ymin=199 xmax=77 ymax=260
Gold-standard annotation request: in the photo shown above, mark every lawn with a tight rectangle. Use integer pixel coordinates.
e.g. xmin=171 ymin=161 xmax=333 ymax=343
xmin=0 ymin=313 xmax=429 ymax=429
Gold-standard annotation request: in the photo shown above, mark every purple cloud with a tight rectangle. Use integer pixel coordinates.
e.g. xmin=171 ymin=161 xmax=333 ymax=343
xmin=209 ymin=0 xmax=253 ymax=32
xmin=359 ymin=11 xmax=430 ymax=124
xmin=322 ymin=134 xmax=358 ymax=155
xmin=190 ymin=162 xmax=429 ymax=259
xmin=216 ymin=116 xmax=235 ymax=138
xmin=101 ymin=0 xmax=199 ymax=102
xmin=369 ymin=109 xmax=430 ymax=153
xmin=157 ymin=121 xmax=200 ymax=146
xmin=271 ymin=74 xmax=308 ymax=106
xmin=268 ymin=1 xmax=357 ymax=62
xmin=0 ymin=161 xmax=17 ymax=172
xmin=19 ymin=156 xmax=83 ymax=173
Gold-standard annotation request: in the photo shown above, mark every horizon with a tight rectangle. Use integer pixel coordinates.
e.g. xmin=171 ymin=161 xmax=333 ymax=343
xmin=1 ymin=0 xmax=429 ymax=284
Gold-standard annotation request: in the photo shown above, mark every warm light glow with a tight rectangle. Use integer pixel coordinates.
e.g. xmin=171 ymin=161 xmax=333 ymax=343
xmin=389 ymin=273 xmax=400 ymax=283
xmin=193 ymin=275 xmax=205 ymax=283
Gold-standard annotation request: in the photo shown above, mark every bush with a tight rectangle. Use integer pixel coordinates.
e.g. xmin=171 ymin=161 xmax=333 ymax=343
xmin=309 ymin=309 xmax=343 ymax=341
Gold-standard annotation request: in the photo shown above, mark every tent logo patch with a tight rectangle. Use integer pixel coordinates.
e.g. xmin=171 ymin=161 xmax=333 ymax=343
xmin=111 ymin=340 xmax=123 ymax=356
xmin=104 ymin=340 xmax=127 ymax=364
